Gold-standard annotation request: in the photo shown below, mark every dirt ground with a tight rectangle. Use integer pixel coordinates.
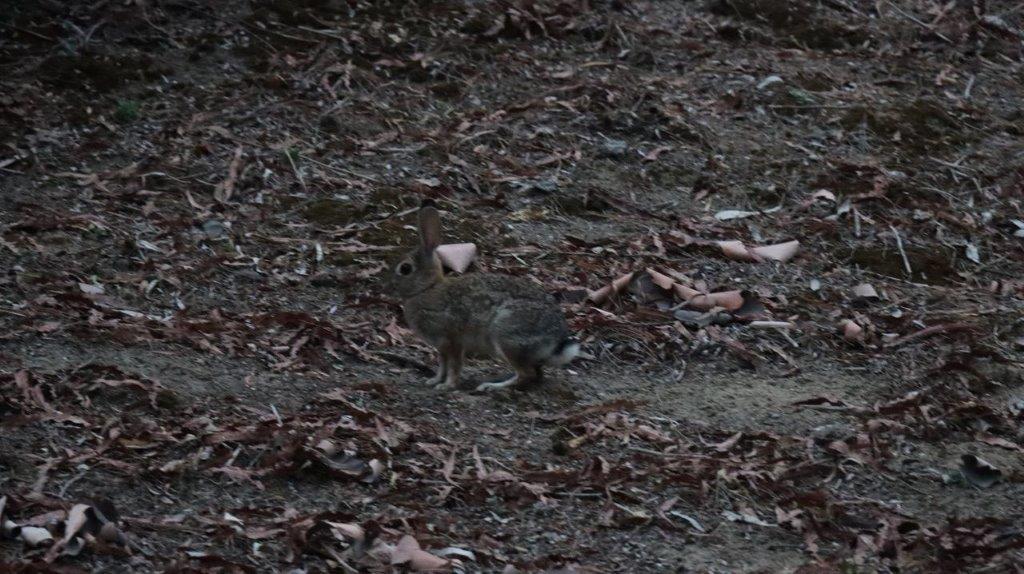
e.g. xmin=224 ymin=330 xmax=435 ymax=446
xmin=2 ymin=1 xmax=1024 ymax=572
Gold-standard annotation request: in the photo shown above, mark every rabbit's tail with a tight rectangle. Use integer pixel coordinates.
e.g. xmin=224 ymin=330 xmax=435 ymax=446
xmin=545 ymin=337 xmax=581 ymax=367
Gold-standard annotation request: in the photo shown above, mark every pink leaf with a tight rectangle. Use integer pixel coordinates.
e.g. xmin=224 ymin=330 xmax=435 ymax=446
xmin=717 ymin=240 xmax=754 ymax=261
xmin=588 ymin=272 xmax=635 ymax=304
xmin=62 ymin=504 xmax=90 ymax=545
xmin=391 ymin=535 xmax=450 ymax=571
xmin=686 ymin=290 xmax=744 ymax=311
xmin=751 ymin=240 xmax=800 ymax=262
xmin=435 ymin=243 xmax=477 ymax=273
xmin=646 ymin=268 xmax=675 ymax=290
xmin=840 ymin=319 xmax=864 ymax=341
xmin=718 ymin=240 xmax=800 ymax=263
xmin=673 ymin=284 xmax=701 ymax=300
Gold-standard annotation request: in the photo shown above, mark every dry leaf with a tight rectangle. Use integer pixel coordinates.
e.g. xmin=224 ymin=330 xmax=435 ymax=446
xmin=718 ymin=240 xmax=753 ymax=261
xmin=965 ymin=242 xmax=980 ymax=264
xmin=840 ymin=319 xmax=864 ymax=341
xmin=588 ymin=272 xmax=635 ymax=304
xmin=717 ymin=239 xmax=799 ymax=263
xmin=391 ymin=535 xmax=450 ymax=571
xmin=852 ymin=283 xmax=879 ymax=300
xmin=214 ymin=145 xmax=244 ymax=203
xmin=715 ymin=206 xmax=781 ymax=221
xmin=686 ymin=290 xmax=744 ymax=312
xmin=646 ymin=268 xmax=675 ymax=290
xmin=19 ymin=526 xmax=55 ymax=547
xmin=78 ymin=282 xmax=105 ymax=295
xmin=36 ymin=321 xmax=62 ymax=333
xmin=722 ymin=509 xmax=774 ymax=527
xmin=642 ymin=145 xmax=673 ymax=162
xmin=976 ymin=435 xmax=1024 ymax=452
xmin=752 ymin=240 xmax=800 ymax=262
xmin=669 ymin=284 xmax=697 ymax=300
xmin=715 ymin=209 xmax=760 ymax=221
xmin=62 ymin=504 xmax=90 ymax=545
xmin=708 ymin=432 xmax=742 ymax=452
xmin=325 ymin=521 xmax=365 ymax=541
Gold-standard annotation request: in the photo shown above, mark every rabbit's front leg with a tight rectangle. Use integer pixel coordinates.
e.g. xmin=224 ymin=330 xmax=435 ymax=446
xmin=425 ymin=352 xmax=448 ymax=386
xmin=434 ymin=345 xmax=463 ymax=390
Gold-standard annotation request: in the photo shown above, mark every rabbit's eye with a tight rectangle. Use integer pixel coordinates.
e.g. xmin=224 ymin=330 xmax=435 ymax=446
xmin=397 ymin=261 xmax=413 ymax=276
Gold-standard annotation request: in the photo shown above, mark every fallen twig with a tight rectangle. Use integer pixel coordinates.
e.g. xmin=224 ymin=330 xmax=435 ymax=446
xmin=886 ymin=322 xmax=978 ymax=347
xmin=889 ymin=225 xmax=913 ymax=277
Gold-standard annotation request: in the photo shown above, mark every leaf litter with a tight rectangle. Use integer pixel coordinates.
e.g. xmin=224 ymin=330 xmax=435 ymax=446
xmin=1 ymin=0 xmax=1023 ymax=571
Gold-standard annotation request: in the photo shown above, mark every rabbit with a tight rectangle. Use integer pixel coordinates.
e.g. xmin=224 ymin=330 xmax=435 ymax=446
xmin=390 ymin=200 xmax=580 ymax=392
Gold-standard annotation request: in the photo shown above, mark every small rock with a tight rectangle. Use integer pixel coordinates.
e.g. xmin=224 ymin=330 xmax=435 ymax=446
xmin=234 ymin=269 xmax=262 ymax=284
xmin=673 ymin=309 xmax=732 ymax=328
xmin=960 ymin=454 xmax=1002 ymax=488
xmin=673 ymin=309 xmax=708 ymax=328
xmin=319 ymin=114 xmax=342 ymax=133
xmin=1010 ymin=219 xmax=1024 ymax=238
xmin=514 ymin=178 xmax=559 ymax=195
xmin=597 ymin=139 xmax=628 ymax=158
xmin=810 ymin=423 xmax=853 ymax=442
xmin=310 ymin=271 xmax=342 ymax=287
xmin=756 ymin=75 xmax=783 ymax=90
xmin=202 ymin=219 xmax=227 ymax=239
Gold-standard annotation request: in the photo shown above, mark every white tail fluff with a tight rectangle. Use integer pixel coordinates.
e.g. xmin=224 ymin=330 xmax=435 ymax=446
xmin=546 ymin=340 xmax=581 ymax=366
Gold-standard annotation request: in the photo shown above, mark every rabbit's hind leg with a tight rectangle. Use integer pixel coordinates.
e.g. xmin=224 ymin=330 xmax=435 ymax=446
xmin=477 ymin=339 xmax=539 ymax=392
xmin=476 ymin=356 xmax=541 ymax=393
xmin=475 ymin=373 xmax=516 ymax=392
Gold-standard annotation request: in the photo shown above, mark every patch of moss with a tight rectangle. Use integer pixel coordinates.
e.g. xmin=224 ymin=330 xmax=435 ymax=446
xmin=275 ymin=195 xmax=302 ymax=210
xmin=848 ymin=245 xmax=957 ymax=285
xmin=840 ymin=98 xmax=971 ymax=153
xmin=155 ymin=388 xmax=185 ymax=410
xmin=230 ymin=42 xmax=270 ymax=73
xmin=359 ymin=219 xmax=412 ymax=247
xmin=545 ymin=190 xmax=613 ymax=217
xmin=709 ymin=0 xmax=867 ymax=49
xmin=896 ymin=98 xmax=960 ymax=140
xmin=303 ymin=198 xmax=363 ymax=226
xmin=794 ymin=71 xmax=836 ymax=92
xmin=255 ymin=0 xmax=344 ymax=26
xmin=326 ymin=252 xmax=362 ymax=267
xmin=431 ymin=81 xmax=463 ymax=100
xmin=645 ymin=163 xmax=695 ymax=189
xmin=368 ymin=186 xmax=408 ymax=209
xmin=42 ymin=54 xmax=133 ymax=92
xmin=840 ymin=106 xmax=882 ymax=132
xmin=810 ymin=163 xmax=879 ymax=196
xmin=114 ymin=100 xmax=140 ymax=123
xmin=762 ymin=85 xmax=820 ymax=115
xmin=448 ymin=217 xmax=488 ymax=244
xmin=40 ymin=53 xmax=168 ymax=93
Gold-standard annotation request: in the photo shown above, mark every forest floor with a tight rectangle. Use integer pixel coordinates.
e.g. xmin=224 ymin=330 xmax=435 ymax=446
xmin=2 ymin=1 xmax=1024 ymax=572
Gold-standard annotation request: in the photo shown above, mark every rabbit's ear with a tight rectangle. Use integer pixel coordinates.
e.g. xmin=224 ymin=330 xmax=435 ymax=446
xmin=418 ymin=200 xmax=442 ymax=252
